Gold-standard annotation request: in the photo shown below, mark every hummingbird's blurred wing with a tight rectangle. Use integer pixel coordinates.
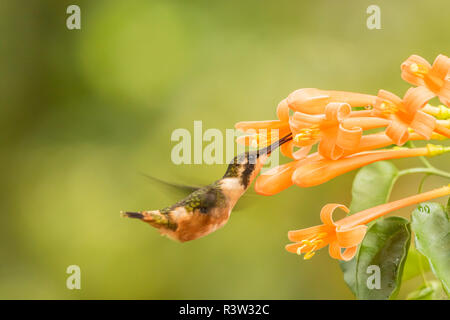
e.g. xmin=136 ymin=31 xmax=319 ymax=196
xmin=139 ymin=172 xmax=202 ymax=198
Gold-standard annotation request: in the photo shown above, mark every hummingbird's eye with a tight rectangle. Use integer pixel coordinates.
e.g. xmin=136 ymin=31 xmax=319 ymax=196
xmin=199 ymin=207 xmax=208 ymax=214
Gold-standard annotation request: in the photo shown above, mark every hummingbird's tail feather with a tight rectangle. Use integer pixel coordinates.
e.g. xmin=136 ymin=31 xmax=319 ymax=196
xmin=121 ymin=210 xmax=177 ymax=230
xmin=121 ymin=211 xmax=145 ymax=219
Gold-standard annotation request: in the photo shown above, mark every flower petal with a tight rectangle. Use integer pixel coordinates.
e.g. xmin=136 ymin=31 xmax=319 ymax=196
xmin=320 ymin=203 xmax=349 ymax=226
xmin=288 ymin=89 xmax=376 ymax=115
xmin=341 ymin=246 xmax=359 ymax=261
xmin=385 ymin=120 xmax=410 ymax=146
xmin=285 ymin=242 xmax=304 ymax=254
xmin=293 ymin=145 xmax=312 ymax=160
xmin=235 ymin=120 xmax=287 ymax=131
xmin=400 ymin=55 xmax=430 ymax=87
xmin=283 ymin=141 xmax=313 ymax=159
xmin=287 ymin=224 xmax=332 ymax=242
xmin=328 ymin=241 xmax=342 ymax=260
xmin=285 ymin=237 xmax=331 ymax=254
xmin=324 ymin=102 xmax=351 ymax=122
xmin=376 ymin=90 xmax=403 ymax=110
xmin=328 ymin=242 xmax=359 ymax=261
xmin=336 ymin=124 xmax=362 ymax=151
xmin=280 ymin=140 xmax=294 ymax=158
xmin=287 ymin=88 xmax=331 ymax=114
xmin=410 ymin=111 xmax=436 ymax=139
xmin=292 ymin=111 xmax=324 ymax=125
xmin=294 ymin=147 xmax=429 ymax=187
xmin=403 ymin=86 xmax=434 ymax=115
xmin=438 ymin=78 xmax=450 ymax=105
xmin=318 ymin=129 xmax=344 ymax=160
xmin=289 ymin=118 xmax=315 ymax=137
xmin=336 ymin=225 xmax=367 ymax=248
xmin=342 ymin=116 xmax=390 ymax=130
xmin=428 ymin=54 xmax=450 ymax=83
xmin=255 ymin=161 xmax=300 ymax=195
xmin=292 ymin=160 xmax=325 ymax=187
xmin=277 ymin=98 xmax=290 ymax=122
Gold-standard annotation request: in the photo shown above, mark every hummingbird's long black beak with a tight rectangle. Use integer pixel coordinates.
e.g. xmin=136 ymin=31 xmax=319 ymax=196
xmin=260 ymin=132 xmax=293 ymax=156
xmin=121 ymin=211 xmax=145 ymax=219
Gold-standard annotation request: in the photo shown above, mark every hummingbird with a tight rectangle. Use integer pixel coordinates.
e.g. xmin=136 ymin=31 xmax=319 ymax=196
xmin=121 ymin=133 xmax=292 ymax=242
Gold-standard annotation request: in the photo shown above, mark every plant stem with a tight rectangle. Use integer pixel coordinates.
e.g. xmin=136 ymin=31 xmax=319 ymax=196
xmin=418 ymin=156 xmax=434 ymax=169
xmin=398 ymin=167 xmax=450 ymax=179
xmin=417 ymin=174 xmax=430 ymax=193
xmin=407 ymin=141 xmax=434 ymax=169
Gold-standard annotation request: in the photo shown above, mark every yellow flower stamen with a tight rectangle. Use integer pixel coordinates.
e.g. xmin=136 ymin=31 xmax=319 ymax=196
xmin=410 ymin=63 xmax=428 ymax=78
xmin=379 ymin=101 xmax=399 ymax=115
xmin=293 ymin=125 xmax=320 ymax=143
xmin=296 ymin=232 xmax=327 ymax=259
xmin=249 ymin=134 xmax=269 ymax=148
xmin=303 ymin=249 xmax=316 ymax=260
xmin=296 ymin=245 xmax=307 ymax=255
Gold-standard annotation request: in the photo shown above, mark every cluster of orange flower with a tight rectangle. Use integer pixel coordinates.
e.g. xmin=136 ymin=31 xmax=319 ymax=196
xmin=235 ymin=54 xmax=450 ymax=261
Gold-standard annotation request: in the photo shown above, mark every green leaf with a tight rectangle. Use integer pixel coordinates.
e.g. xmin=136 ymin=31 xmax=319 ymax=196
xmin=407 ymin=281 xmax=442 ymax=300
xmin=340 ymin=254 xmax=357 ymax=295
xmin=355 ymin=217 xmax=411 ymax=300
xmin=411 ymin=201 xmax=450 ymax=295
xmin=402 ymin=247 xmax=431 ymax=282
xmin=349 ymin=161 xmax=398 ymax=213
xmin=340 ymin=161 xmax=399 ymax=295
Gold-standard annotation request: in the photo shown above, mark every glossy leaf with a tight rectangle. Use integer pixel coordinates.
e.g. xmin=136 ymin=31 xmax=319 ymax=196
xmin=340 ymin=255 xmax=357 ymax=295
xmin=341 ymin=161 xmax=399 ymax=295
xmin=411 ymin=201 xmax=450 ymax=295
xmin=402 ymin=247 xmax=431 ymax=282
xmin=355 ymin=217 xmax=411 ymax=300
xmin=349 ymin=161 xmax=398 ymax=213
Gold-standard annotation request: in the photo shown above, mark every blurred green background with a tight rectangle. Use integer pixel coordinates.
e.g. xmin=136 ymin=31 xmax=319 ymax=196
xmin=0 ymin=0 xmax=449 ymax=299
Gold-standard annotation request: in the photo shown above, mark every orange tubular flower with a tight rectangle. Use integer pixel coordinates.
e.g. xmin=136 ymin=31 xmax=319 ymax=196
xmin=287 ymin=88 xmax=377 ymax=114
xmin=236 ymin=100 xmax=290 ymax=139
xmin=291 ymin=102 xmax=390 ymax=160
xmin=254 ymin=141 xmax=447 ymax=195
xmin=401 ymin=54 xmax=450 ymax=106
xmin=374 ymin=87 xmax=438 ymax=145
xmin=292 ymin=144 xmax=449 ymax=188
xmin=286 ymin=185 xmax=450 ymax=261
xmin=254 ymin=152 xmax=322 ymax=195
xmin=255 ymin=161 xmax=299 ymax=196
xmin=235 ymin=98 xmax=302 ymax=159
xmin=346 ymin=131 xmax=445 ymax=155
